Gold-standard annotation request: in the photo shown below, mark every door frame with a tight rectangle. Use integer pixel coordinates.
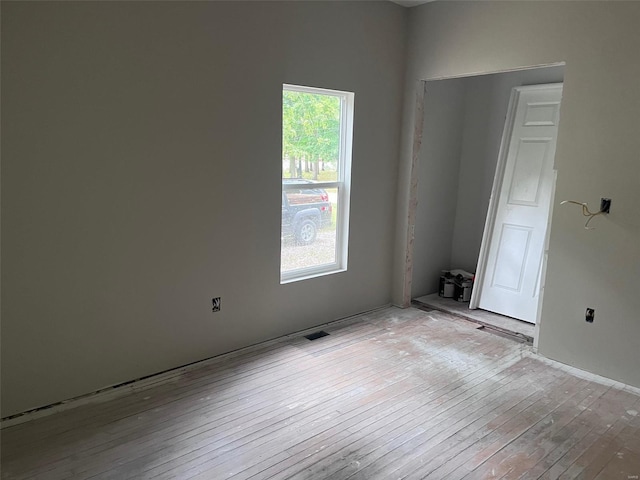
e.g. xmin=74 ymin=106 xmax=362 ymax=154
xmin=469 ymin=84 xmax=562 ymax=319
xmin=399 ymin=65 xmax=566 ymax=307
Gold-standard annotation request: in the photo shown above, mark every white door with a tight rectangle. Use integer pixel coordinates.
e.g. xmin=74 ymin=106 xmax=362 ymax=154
xmin=476 ymin=84 xmax=563 ymax=324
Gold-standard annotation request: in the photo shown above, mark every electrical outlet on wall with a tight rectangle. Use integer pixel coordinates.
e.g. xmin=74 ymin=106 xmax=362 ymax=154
xmin=212 ymin=297 xmax=221 ymax=312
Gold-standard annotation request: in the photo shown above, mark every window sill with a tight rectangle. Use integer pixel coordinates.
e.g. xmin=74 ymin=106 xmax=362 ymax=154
xmin=280 ymin=266 xmax=347 ymax=284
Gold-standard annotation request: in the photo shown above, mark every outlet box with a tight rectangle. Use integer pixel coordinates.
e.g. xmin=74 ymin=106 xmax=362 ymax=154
xmin=212 ymin=297 xmax=221 ymax=312
xmin=600 ymin=198 xmax=611 ymax=214
xmin=585 ymin=308 xmax=595 ymax=323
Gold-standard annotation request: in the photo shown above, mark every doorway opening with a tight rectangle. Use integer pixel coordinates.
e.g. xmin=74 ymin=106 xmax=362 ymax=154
xmin=408 ymin=64 xmax=565 ymax=345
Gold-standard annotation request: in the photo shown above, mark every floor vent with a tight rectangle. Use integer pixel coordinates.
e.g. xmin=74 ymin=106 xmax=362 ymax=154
xmin=304 ymin=331 xmax=330 ymax=341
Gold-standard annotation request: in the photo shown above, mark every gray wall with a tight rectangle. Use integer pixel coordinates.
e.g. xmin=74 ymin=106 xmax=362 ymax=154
xmin=1 ymin=2 xmax=407 ymax=417
xmin=411 ymin=79 xmax=466 ymax=298
xmin=396 ymin=1 xmax=640 ymax=387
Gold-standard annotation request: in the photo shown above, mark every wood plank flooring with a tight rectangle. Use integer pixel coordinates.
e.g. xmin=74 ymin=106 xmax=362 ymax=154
xmin=2 ymin=307 xmax=639 ymax=479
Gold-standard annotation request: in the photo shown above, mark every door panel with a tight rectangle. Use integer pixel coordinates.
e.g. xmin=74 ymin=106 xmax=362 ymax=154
xmin=478 ymin=84 xmax=563 ymax=323
xmin=492 ymin=224 xmax=532 ymax=293
xmin=507 ymin=139 xmax=551 ymax=206
xmin=523 ymin=101 xmax=561 ymax=126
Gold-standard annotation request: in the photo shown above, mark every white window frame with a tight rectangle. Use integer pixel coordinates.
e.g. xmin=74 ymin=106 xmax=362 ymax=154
xmin=280 ymin=84 xmax=354 ymax=283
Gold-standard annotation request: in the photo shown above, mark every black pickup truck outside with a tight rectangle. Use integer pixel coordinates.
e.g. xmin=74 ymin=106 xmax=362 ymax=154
xmin=282 ymin=179 xmax=333 ymax=245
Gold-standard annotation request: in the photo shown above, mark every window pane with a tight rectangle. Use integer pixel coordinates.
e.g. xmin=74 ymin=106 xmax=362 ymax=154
xmin=281 ymin=187 xmax=338 ymax=274
xmin=281 ymin=84 xmax=352 ymax=282
xmin=282 ymin=90 xmax=341 ymax=183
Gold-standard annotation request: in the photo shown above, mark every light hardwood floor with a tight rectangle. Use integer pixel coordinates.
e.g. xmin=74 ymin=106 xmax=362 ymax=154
xmin=2 ymin=307 xmax=639 ymax=479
